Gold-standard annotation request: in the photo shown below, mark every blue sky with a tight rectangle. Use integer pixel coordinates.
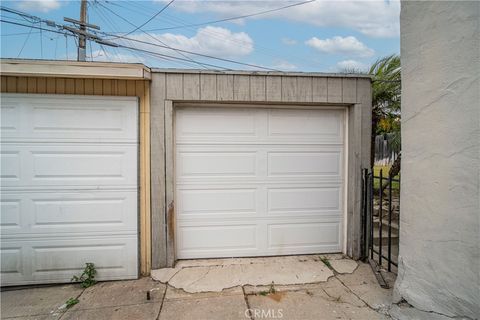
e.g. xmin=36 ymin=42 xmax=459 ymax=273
xmin=0 ymin=0 xmax=400 ymax=72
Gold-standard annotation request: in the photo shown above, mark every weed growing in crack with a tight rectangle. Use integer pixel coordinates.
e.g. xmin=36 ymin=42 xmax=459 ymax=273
xmin=65 ymin=297 xmax=79 ymax=309
xmin=259 ymin=281 xmax=276 ymax=296
xmin=320 ymin=256 xmax=333 ymax=270
xmin=71 ymin=262 xmax=97 ymax=288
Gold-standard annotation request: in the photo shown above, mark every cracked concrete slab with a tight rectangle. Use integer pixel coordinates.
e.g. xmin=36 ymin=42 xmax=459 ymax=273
xmin=159 ymin=287 xmax=247 ymax=320
xmin=68 ymin=277 xmax=165 ymax=310
xmin=0 ymin=285 xmax=83 ymax=319
xmin=152 ymin=255 xmax=353 ymax=293
xmin=61 ymin=303 xmax=162 ymax=320
xmin=389 ymin=304 xmax=456 ymax=320
xmin=336 ymin=264 xmax=393 ymax=310
xmin=2 ymin=261 xmax=397 ymax=320
xmin=329 ymin=258 xmax=358 ymax=274
xmin=247 ymin=285 xmax=389 ymax=320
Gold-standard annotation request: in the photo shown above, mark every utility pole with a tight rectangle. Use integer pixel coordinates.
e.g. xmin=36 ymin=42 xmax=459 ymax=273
xmin=78 ymin=0 xmax=87 ymax=61
xmin=64 ymin=0 xmax=117 ymax=62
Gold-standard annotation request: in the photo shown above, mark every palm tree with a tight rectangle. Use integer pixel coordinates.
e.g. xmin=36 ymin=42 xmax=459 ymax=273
xmin=369 ymin=54 xmax=401 ymax=178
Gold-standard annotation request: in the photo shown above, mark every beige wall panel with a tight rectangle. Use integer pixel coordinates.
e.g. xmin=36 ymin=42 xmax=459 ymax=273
xmin=17 ymin=77 xmax=27 ymax=93
xmin=200 ymin=74 xmax=216 ymax=100
xmin=342 ymin=78 xmax=357 ymax=103
xmin=75 ymin=79 xmax=84 ymax=94
xmin=117 ymin=79 xmax=127 ymax=95
xmin=1 ymin=77 xmax=6 ymax=92
xmin=6 ymin=77 xmax=16 ymax=92
xmin=126 ymin=80 xmax=136 ymax=96
xmin=297 ymin=76 xmax=312 ymax=102
xmin=55 ymin=78 xmax=65 ymax=94
xmin=183 ymin=74 xmax=200 ymax=100
xmin=281 ymin=76 xmax=297 ymax=102
xmin=166 ymin=74 xmax=183 ymax=100
xmin=65 ymin=78 xmax=75 ymax=94
xmin=233 ymin=75 xmax=250 ymax=101
xmin=250 ymin=75 xmax=266 ymax=101
xmin=27 ymin=77 xmax=36 ymax=93
xmin=84 ymin=79 xmax=94 ymax=95
xmin=93 ymin=79 xmax=103 ymax=95
xmin=217 ymin=74 xmax=234 ymax=101
xmin=150 ymin=73 xmax=167 ymax=269
xmin=103 ymin=79 xmax=113 ymax=95
xmin=37 ymin=77 xmax=46 ymax=93
xmin=327 ymin=78 xmax=342 ymax=103
xmin=266 ymin=76 xmax=282 ymax=101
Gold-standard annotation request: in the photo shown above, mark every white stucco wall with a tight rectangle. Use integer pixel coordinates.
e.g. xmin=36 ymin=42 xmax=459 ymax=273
xmin=395 ymin=1 xmax=480 ymax=318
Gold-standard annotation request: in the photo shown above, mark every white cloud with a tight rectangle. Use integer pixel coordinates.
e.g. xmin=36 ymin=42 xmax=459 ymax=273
xmin=306 ymin=36 xmax=374 ymax=57
xmin=166 ymin=0 xmax=400 ymax=38
xmin=126 ymin=26 xmax=253 ymax=59
xmin=336 ymin=59 xmax=368 ymax=72
xmin=17 ymin=0 xmax=61 ymax=12
xmin=281 ymin=38 xmax=297 ymax=46
xmin=272 ymin=60 xmax=297 ymax=71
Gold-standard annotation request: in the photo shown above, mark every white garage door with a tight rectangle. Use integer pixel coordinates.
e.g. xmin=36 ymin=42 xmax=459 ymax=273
xmin=175 ymin=107 xmax=345 ymax=259
xmin=0 ymin=94 xmax=138 ymax=286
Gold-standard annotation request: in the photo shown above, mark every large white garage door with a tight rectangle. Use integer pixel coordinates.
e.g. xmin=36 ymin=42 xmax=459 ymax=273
xmin=175 ymin=107 xmax=345 ymax=259
xmin=0 ymin=94 xmax=138 ymax=286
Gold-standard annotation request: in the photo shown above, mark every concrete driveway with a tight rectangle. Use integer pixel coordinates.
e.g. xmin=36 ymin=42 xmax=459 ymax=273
xmin=1 ymin=255 xmax=433 ymax=320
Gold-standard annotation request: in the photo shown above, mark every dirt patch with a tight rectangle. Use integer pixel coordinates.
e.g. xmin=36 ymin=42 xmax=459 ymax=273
xmin=267 ymin=292 xmax=286 ymax=302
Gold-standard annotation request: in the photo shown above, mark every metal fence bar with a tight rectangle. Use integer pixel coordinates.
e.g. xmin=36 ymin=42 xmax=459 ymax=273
xmin=362 ymin=167 xmax=400 ymax=278
xmin=369 ymin=171 xmax=374 ymax=260
xmin=378 ymin=169 xmax=383 ymax=266
xmin=388 ymin=175 xmax=393 ymax=272
xmin=371 ymin=248 xmax=398 ymax=267
xmin=362 ymin=169 xmax=368 ymax=260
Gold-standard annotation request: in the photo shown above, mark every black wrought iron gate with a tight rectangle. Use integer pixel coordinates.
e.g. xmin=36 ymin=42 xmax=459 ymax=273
xmin=362 ymin=168 xmax=400 ymax=274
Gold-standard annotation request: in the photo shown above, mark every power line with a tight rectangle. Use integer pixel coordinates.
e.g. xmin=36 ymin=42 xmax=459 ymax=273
xmin=119 ymin=0 xmax=175 ymax=37
xmin=98 ymin=1 xmax=209 ymax=69
xmin=0 ymin=19 xmax=69 ymax=36
xmin=17 ymin=22 xmax=34 ymax=57
xmin=1 ymin=12 xmax=277 ymax=71
xmin=98 ymin=30 xmax=278 ymax=71
xmin=144 ymin=0 xmax=316 ymax=32
xmin=0 ymin=18 xmax=227 ymax=69
xmin=1 ymin=31 xmax=40 ymax=36
xmin=102 ymin=0 xmax=318 ymax=70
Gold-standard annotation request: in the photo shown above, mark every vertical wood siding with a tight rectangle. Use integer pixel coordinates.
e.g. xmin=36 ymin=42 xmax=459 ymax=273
xmin=1 ymin=76 xmax=152 ymax=276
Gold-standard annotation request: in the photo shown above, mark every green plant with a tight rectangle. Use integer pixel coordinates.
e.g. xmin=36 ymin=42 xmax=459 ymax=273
xmin=71 ymin=262 xmax=97 ymax=288
xmin=65 ymin=297 xmax=79 ymax=308
xmin=320 ymin=256 xmax=332 ymax=269
xmin=259 ymin=281 xmax=276 ymax=296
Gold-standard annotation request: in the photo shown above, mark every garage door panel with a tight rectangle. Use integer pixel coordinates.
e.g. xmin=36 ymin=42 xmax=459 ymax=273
xmin=267 ymin=222 xmax=341 ymax=249
xmin=0 ymin=247 xmax=23 ymax=275
xmin=1 ymin=96 xmax=137 ymax=141
xmin=0 ymin=151 xmax=20 ymax=181
xmin=267 ymin=109 xmax=343 ymax=143
xmin=176 ymin=108 xmax=258 ymax=141
xmin=0 ymin=102 xmax=19 ymax=134
xmin=177 ymin=188 xmax=257 ymax=218
xmin=267 ymin=151 xmax=342 ymax=178
xmin=1 ymin=144 xmax=137 ymax=187
xmin=1 ymin=94 xmax=138 ymax=286
xmin=0 ymin=199 xmax=21 ymax=229
xmin=267 ymin=187 xmax=341 ymax=213
xmin=175 ymin=107 xmax=345 ymax=259
xmin=1 ymin=191 xmax=137 ymax=235
xmin=177 ymin=151 xmax=257 ymax=178
xmin=177 ymin=224 xmax=258 ymax=258
xmin=1 ymin=236 xmax=137 ymax=286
